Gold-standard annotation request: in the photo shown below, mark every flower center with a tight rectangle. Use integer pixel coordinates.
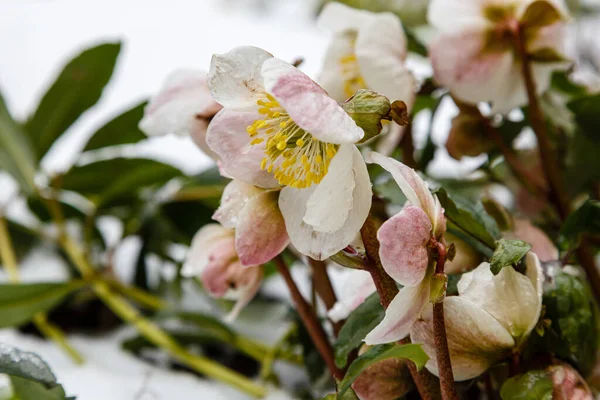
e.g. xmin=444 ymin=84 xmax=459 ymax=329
xmin=339 ymin=52 xmax=366 ymax=98
xmin=246 ymin=93 xmax=337 ymax=189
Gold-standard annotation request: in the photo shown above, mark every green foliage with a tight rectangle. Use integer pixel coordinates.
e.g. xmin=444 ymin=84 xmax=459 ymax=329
xmin=500 ymin=370 xmax=553 ymax=400
xmin=0 ymin=92 xmax=37 ymax=193
xmin=0 ymin=282 xmax=84 ymax=328
xmin=564 ymin=131 xmax=600 ymax=196
xmin=567 ymin=93 xmax=600 ymax=141
xmin=83 ymin=101 xmax=148 ymax=151
xmin=0 ymin=344 xmax=57 ymax=387
xmin=337 ymin=343 xmax=428 ymax=396
xmin=561 ymin=200 xmax=600 ymax=242
xmin=25 ymin=42 xmax=121 ymax=159
xmin=334 ymin=293 xmax=384 ymax=368
xmin=489 ymin=239 xmax=531 ymax=275
xmin=10 ymin=376 xmax=68 ymax=400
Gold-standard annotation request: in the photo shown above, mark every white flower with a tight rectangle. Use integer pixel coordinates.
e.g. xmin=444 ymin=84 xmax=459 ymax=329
xmin=206 ymin=46 xmax=372 ymax=260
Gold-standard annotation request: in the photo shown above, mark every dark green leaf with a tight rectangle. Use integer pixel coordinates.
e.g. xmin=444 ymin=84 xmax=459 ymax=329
xmin=83 ymin=101 xmax=147 ymax=152
xmin=500 ymin=370 xmax=553 ymax=400
xmin=373 ymin=174 xmax=407 ymax=205
xmin=0 ymin=91 xmax=36 ymax=193
xmin=26 ymin=197 xmax=85 ymax=223
xmin=334 ymin=293 xmax=384 ymax=369
xmin=551 ymin=71 xmax=587 ymax=97
xmin=60 ymin=158 xmax=183 ymax=208
xmin=567 ymin=94 xmax=600 ymax=141
xmin=564 ymin=131 xmax=600 ymax=196
xmin=0 ymin=344 xmax=56 ymax=387
xmin=561 ymin=200 xmax=600 ymax=241
xmin=435 ymin=188 xmax=500 ymax=252
xmin=10 ymin=376 xmax=67 ymax=400
xmin=25 ymin=42 xmax=121 ymax=159
xmin=490 ymin=239 xmax=531 ymax=275
xmin=160 ymin=200 xmax=216 ymax=244
xmin=0 ymin=282 xmax=84 ymax=328
xmin=5 ymin=219 xmax=38 ymax=261
xmin=338 ymin=343 xmax=428 ymax=396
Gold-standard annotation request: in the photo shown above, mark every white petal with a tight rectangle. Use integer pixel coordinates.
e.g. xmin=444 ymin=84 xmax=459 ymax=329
xmin=411 ymin=297 xmax=515 ymax=381
xmin=279 ymin=146 xmax=371 ymax=260
xmin=328 ymin=269 xmax=376 ymax=323
xmin=303 ymin=144 xmax=355 ymax=233
xmin=208 ymin=46 xmax=272 ymax=109
xmin=261 ymin=57 xmax=364 ymax=144
xmin=524 ymin=252 xmax=544 ymax=336
xmin=317 ymin=1 xmax=373 ymax=34
xmin=213 ymin=180 xmax=265 ymax=228
xmin=428 ymin=0 xmax=492 ymax=33
xmin=318 ymin=34 xmax=356 ymax=103
xmin=364 ymin=280 xmax=430 ymax=344
xmin=181 ymin=224 xmax=233 ymax=277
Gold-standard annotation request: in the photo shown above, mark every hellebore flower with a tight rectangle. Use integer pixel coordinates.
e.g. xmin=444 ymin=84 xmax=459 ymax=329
xmin=139 ymin=70 xmax=222 ymax=158
xmin=182 ymin=224 xmax=263 ymax=321
xmin=364 ymin=152 xmax=446 ymax=345
xmin=206 ymin=46 xmax=372 ymax=260
xmin=428 ymin=0 xmax=570 ymax=113
xmin=411 ymin=252 xmax=544 ymax=381
xmin=212 ymin=179 xmax=289 ymax=267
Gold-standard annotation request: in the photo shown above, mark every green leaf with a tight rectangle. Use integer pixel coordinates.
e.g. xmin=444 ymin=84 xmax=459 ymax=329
xmin=341 ymin=90 xmax=391 ymax=143
xmin=338 ymin=343 xmax=428 ymax=396
xmin=0 ymin=91 xmax=37 ymax=193
xmin=26 ymin=197 xmax=85 ymax=223
xmin=529 ymin=47 xmax=569 ymax=63
xmin=567 ymin=94 xmax=600 ymax=141
xmin=561 ymin=200 xmax=600 ymax=241
xmin=0 ymin=282 xmax=84 ymax=328
xmin=435 ymin=188 xmax=500 ymax=252
xmin=334 ymin=293 xmax=384 ymax=369
xmin=500 ymin=370 xmax=553 ymax=400
xmin=25 ymin=42 xmax=121 ymax=159
xmin=82 ymin=101 xmax=147 ymax=152
xmin=490 ymin=239 xmax=531 ymax=275
xmin=0 ymin=344 xmax=57 ymax=387
xmin=564 ymin=131 xmax=600 ymax=196
xmin=551 ymin=71 xmax=587 ymax=97
xmin=10 ymin=376 xmax=67 ymax=400
xmin=60 ymin=158 xmax=183 ymax=208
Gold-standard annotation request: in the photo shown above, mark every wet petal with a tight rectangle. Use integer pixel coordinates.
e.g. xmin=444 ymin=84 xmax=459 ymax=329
xmin=279 ymin=145 xmax=371 ymax=260
xmin=261 ymin=58 xmax=364 ymax=144
xmin=213 ymin=180 xmax=265 ymax=229
xmin=364 ymin=280 xmax=430 ymax=344
xmin=208 ymin=46 xmax=272 ymax=109
xmin=378 ymin=206 xmax=432 ymax=287
xmin=235 ymin=191 xmax=289 ymax=267
xmin=410 ymin=297 xmax=515 ymax=381
xmin=206 ymin=108 xmax=280 ymax=188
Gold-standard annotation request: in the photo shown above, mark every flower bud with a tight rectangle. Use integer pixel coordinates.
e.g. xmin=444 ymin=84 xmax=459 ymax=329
xmin=341 ymin=89 xmax=391 ymax=143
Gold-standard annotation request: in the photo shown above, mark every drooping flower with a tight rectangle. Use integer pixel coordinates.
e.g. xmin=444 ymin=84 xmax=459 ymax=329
xmin=182 ymin=224 xmax=263 ymax=321
xmin=206 ymin=46 xmax=372 ymax=260
xmin=364 ymin=152 xmax=446 ymax=344
xmin=317 ymin=2 xmax=415 ymax=154
xmin=428 ymin=0 xmax=570 ymax=113
xmin=411 ymin=252 xmax=544 ymax=380
xmin=212 ymin=179 xmax=289 ymax=267
xmin=139 ymin=70 xmax=222 ymax=158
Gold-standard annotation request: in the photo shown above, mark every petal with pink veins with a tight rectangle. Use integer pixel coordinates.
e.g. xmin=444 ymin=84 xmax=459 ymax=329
xmin=378 ymin=206 xmax=432 ymax=287
xmin=182 ymin=224 xmax=233 ymax=277
xmin=410 ymin=296 xmax=515 ymax=381
xmin=261 ymin=58 xmax=364 ymax=144
xmin=208 ymin=46 xmax=273 ymax=109
xmin=236 ymin=191 xmax=289 ymax=267
xmin=364 ymin=280 xmax=430 ymax=344
xmin=206 ymin=108 xmax=280 ymax=189
xmin=213 ymin=180 xmax=265 ymax=229
xmin=200 ymin=237 xmax=238 ymax=297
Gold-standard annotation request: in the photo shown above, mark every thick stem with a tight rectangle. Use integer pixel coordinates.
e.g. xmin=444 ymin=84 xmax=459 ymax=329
xmin=0 ymin=215 xmax=84 ymax=365
xmin=307 ymin=258 xmax=343 ymax=336
xmin=432 ymin=242 xmax=459 ymax=400
xmin=274 ymin=256 xmax=343 ymax=380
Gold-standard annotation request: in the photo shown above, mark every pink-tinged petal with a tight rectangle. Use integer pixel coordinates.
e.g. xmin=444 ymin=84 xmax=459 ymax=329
xmin=261 ymin=58 xmax=364 ymax=144
xmin=318 ymin=34 xmax=356 ymax=103
xmin=317 ymin=2 xmax=374 ymax=34
xmin=181 ymin=224 xmax=233 ymax=277
xmin=224 ymin=264 xmax=263 ymax=322
xmin=505 ymin=218 xmax=558 ymax=262
xmin=428 ymin=0 xmax=492 ymax=33
xmin=200 ymin=237 xmax=238 ymax=297
xmin=410 ymin=297 xmax=515 ymax=381
xmin=366 ymin=152 xmax=436 ymax=220
xmin=524 ymin=252 xmax=544 ymax=335
xmin=432 ymin=196 xmax=447 ymax=239
xmin=328 ymin=269 xmax=376 ymax=323
xmin=236 ymin=191 xmax=289 ymax=267
xmin=364 ymin=280 xmax=430 ymax=344
xmin=303 ymin=144 xmax=355 ymax=233
xmin=140 ymin=70 xmax=222 ymax=140
xmin=206 ymin=108 xmax=279 ymax=189
xmin=213 ymin=180 xmax=265 ymax=228
xmin=208 ymin=46 xmax=272 ymax=109
xmin=279 ymin=145 xmax=371 ymax=260
xmin=378 ymin=206 xmax=432 ymax=287
xmin=189 ymin=110 xmax=223 ymax=161
xmin=352 ymin=357 xmax=413 ymax=400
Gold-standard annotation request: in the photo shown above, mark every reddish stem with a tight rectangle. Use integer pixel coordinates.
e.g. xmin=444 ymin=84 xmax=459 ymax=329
xmin=308 ymin=258 xmax=343 ymax=337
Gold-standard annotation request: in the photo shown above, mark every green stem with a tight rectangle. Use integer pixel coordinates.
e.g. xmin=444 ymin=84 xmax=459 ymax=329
xmin=0 ymin=215 xmax=85 ymax=365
